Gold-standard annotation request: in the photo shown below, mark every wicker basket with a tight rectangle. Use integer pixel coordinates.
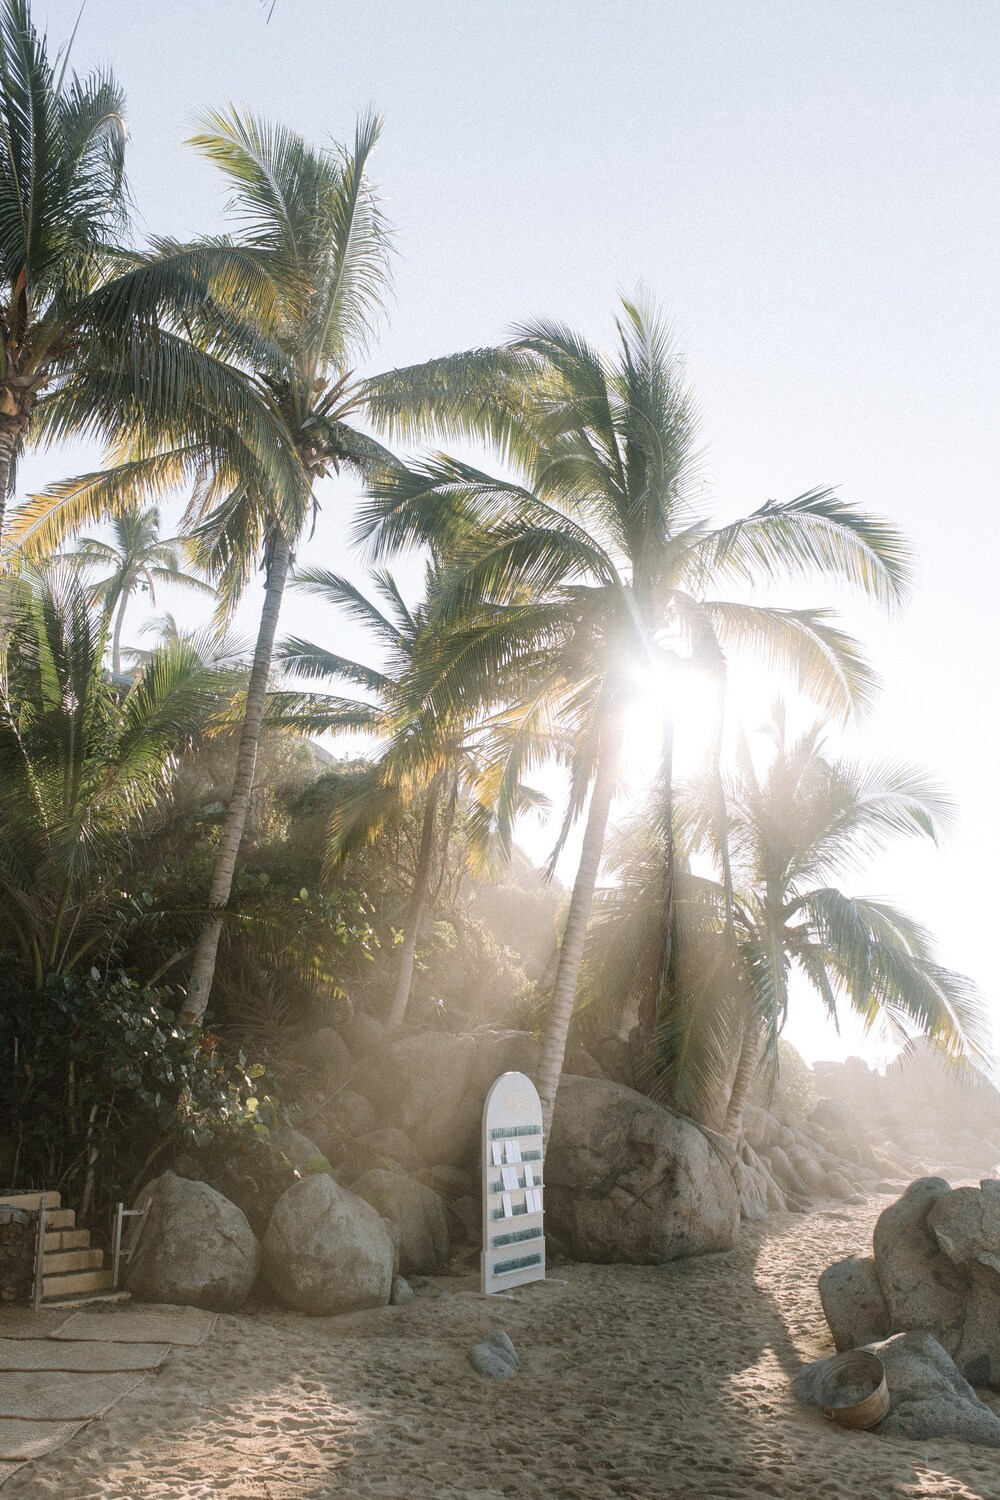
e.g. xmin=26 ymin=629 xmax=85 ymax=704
xmin=818 ymin=1350 xmax=890 ymax=1430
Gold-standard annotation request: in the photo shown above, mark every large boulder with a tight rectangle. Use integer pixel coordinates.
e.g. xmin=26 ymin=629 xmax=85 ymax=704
xmin=819 ymin=1255 xmax=890 ymax=1351
xmin=126 ymin=1175 xmax=260 ymax=1312
xmin=795 ymin=1332 xmax=1000 ymax=1448
xmin=545 ymin=1076 xmax=740 ymax=1263
xmin=928 ymin=1179 xmax=1000 ymax=1386
xmin=263 ymin=1174 xmax=394 ymax=1315
xmin=268 ymin=1125 xmax=330 ymax=1173
xmin=352 ymin=1169 xmax=450 ymax=1275
xmin=872 ymin=1177 xmax=967 ymax=1353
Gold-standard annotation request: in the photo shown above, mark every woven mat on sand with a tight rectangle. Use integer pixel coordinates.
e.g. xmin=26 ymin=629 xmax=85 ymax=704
xmin=0 ymin=1370 xmax=146 ymax=1420
xmin=0 ymin=1340 xmax=167 ymax=1372
xmin=0 ymin=1416 xmax=87 ymax=1459
xmin=0 ymin=1310 xmax=69 ymax=1341
xmin=53 ymin=1307 xmax=216 ymax=1346
xmin=0 ymin=1462 xmax=23 ymax=1488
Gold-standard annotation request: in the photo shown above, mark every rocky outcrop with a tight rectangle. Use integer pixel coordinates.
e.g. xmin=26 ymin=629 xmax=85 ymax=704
xmin=927 ymin=1181 xmax=1000 ymax=1386
xmin=796 ymin=1332 xmax=1000 ymax=1447
xmin=545 ymin=1076 xmax=740 ymax=1263
xmin=353 ymin=1029 xmax=539 ymax=1169
xmin=126 ymin=1175 xmax=260 ymax=1312
xmin=263 ymin=1174 xmax=394 ymax=1315
xmin=817 ymin=1177 xmax=1000 ymax=1391
xmin=872 ymin=1178 xmax=966 ymax=1352
xmin=819 ymin=1255 xmax=889 ymax=1351
xmin=352 ymin=1169 xmax=450 ymax=1275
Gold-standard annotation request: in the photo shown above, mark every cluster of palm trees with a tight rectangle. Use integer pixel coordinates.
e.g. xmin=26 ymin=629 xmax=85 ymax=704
xmin=0 ymin=0 xmax=987 ymax=1139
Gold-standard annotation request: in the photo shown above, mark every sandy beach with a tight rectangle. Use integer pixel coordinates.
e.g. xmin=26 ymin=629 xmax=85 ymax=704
xmin=2 ymin=1197 xmax=997 ymax=1500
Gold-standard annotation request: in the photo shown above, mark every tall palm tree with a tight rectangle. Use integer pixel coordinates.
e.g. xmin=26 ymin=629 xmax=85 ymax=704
xmin=0 ymin=567 xmax=229 ymax=987
xmin=0 ymin=0 xmax=280 ymax=550
xmin=7 ymin=106 xmax=532 ymax=1025
xmin=275 ymin=564 xmax=544 ymax=1026
xmin=660 ymin=709 xmax=992 ymax=1138
xmin=359 ymin=296 xmax=912 ymax=1132
xmin=64 ymin=503 xmax=214 ymax=672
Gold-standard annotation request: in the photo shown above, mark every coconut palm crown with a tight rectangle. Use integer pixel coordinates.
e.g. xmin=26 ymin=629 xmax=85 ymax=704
xmin=358 ymin=294 xmax=913 ymax=1131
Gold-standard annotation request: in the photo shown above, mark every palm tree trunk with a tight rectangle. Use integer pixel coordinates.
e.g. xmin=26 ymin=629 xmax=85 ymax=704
xmin=386 ymin=771 xmax=443 ymax=1028
xmin=723 ymin=1010 xmax=759 ymax=1143
xmin=185 ymin=531 xmax=292 ymax=1025
xmin=642 ymin=706 xmax=675 ymax=1044
xmin=111 ymin=589 xmax=129 ymax=676
xmin=0 ymin=427 xmax=17 ymax=544
xmin=536 ymin=724 xmax=623 ymax=1139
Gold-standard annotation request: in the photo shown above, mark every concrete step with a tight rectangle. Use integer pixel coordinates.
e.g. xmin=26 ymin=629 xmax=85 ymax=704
xmin=0 ymin=1190 xmax=61 ymax=1212
xmin=42 ymin=1248 xmax=104 ymax=1275
xmin=43 ymin=1228 xmax=90 ymax=1252
xmin=43 ymin=1209 xmax=76 ymax=1231
xmin=42 ymin=1268 xmax=114 ymax=1300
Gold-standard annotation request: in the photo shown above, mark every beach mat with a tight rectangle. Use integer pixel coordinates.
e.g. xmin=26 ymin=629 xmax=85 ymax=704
xmin=0 ymin=1310 xmax=69 ymax=1341
xmin=53 ymin=1307 xmax=216 ymax=1346
xmin=0 ymin=1340 xmax=167 ymax=1373
xmin=0 ymin=1461 xmax=24 ymax=1488
xmin=0 ymin=1416 xmax=87 ymax=1459
xmin=0 ymin=1370 xmax=146 ymax=1420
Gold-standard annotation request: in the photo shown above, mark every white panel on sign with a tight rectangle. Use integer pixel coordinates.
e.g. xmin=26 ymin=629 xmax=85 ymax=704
xmin=481 ymin=1070 xmax=546 ymax=1295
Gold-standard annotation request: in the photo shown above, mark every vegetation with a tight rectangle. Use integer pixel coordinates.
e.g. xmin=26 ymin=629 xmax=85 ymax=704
xmin=0 ymin=0 xmax=988 ymax=1216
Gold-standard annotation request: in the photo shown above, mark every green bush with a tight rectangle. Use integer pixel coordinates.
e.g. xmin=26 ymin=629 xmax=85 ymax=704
xmin=0 ymin=967 xmax=277 ymax=1224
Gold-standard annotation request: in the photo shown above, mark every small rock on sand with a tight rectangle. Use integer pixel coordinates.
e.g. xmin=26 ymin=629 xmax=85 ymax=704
xmin=469 ymin=1329 xmax=519 ymax=1380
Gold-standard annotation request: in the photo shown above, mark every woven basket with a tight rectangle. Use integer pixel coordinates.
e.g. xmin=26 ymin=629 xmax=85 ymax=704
xmin=818 ymin=1350 xmax=890 ymax=1430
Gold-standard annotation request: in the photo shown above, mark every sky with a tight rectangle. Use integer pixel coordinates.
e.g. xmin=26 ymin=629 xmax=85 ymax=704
xmin=25 ymin=0 xmax=1000 ymax=1064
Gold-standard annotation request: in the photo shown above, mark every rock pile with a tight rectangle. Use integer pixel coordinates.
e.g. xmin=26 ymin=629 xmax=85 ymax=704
xmin=820 ymin=1177 xmax=1000 ymax=1389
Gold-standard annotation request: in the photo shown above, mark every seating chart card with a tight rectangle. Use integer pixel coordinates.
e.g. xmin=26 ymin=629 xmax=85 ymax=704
xmin=481 ymin=1071 xmax=546 ymax=1295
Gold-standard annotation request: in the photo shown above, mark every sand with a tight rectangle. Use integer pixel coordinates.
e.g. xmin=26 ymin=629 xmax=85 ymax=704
xmin=5 ymin=1197 xmax=1000 ymax=1500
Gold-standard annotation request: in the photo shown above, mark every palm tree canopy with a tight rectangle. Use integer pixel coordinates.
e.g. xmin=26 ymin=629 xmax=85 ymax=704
xmin=0 ymin=566 xmax=231 ymax=984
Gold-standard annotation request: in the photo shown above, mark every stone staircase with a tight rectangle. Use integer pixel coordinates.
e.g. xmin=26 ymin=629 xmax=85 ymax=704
xmin=0 ymin=1190 xmax=115 ymax=1301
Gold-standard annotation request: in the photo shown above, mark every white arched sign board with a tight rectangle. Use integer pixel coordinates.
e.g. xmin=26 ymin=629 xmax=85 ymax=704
xmin=481 ymin=1070 xmax=546 ymax=1294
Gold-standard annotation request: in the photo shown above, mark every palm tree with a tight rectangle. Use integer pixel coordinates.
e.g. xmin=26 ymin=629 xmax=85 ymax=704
xmin=0 ymin=567 xmax=229 ymax=987
xmin=274 ymin=564 xmax=545 ymax=1026
xmin=359 ymin=295 xmax=912 ymax=1132
xmin=63 ymin=504 xmax=214 ymax=672
xmin=659 ymin=708 xmax=992 ymax=1139
xmin=0 ymin=0 xmax=280 ymax=550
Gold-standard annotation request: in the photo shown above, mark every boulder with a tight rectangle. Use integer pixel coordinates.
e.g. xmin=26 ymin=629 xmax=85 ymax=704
xmin=352 ymin=1169 xmax=451 ymax=1275
xmin=545 ymin=1076 xmax=740 ymax=1263
xmin=430 ymin=1164 xmax=474 ymax=1197
xmin=762 ymin=1145 xmax=811 ymax=1200
xmin=740 ymin=1143 xmax=787 ymax=1214
xmin=268 ymin=1125 xmax=330 ymax=1173
xmin=126 ymin=1176 xmax=259 ymax=1312
xmin=809 ymin=1097 xmax=856 ymax=1136
xmin=354 ymin=1127 xmax=423 ymax=1172
xmin=872 ymin=1178 xmax=967 ymax=1353
xmin=733 ymin=1158 xmax=769 ymax=1221
xmin=339 ymin=1011 xmax=385 ymax=1058
xmin=469 ymin=1329 xmax=519 ymax=1380
xmin=310 ymin=1028 xmax=354 ymax=1078
xmin=263 ymin=1174 xmax=394 ymax=1315
xmin=819 ymin=1255 xmax=890 ymax=1351
xmin=928 ymin=1180 xmax=1000 ymax=1386
xmin=741 ymin=1104 xmax=782 ymax=1154
xmin=323 ymin=1089 xmax=376 ymax=1140
xmin=391 ymin=1274 xmax=415 ymax=1306
xmin=795 ymin=1332 xmax=1000 ymax=1447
